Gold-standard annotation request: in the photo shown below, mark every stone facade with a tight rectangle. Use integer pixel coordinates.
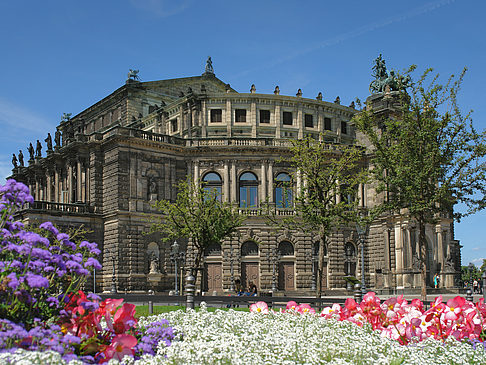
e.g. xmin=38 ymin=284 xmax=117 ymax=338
xmin=9 ymin=65 xmax=461 ymax=295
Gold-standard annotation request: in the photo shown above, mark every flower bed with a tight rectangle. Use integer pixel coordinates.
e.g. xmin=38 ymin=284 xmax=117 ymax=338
xmin=0 ymin=179 xmax=485 ymax=364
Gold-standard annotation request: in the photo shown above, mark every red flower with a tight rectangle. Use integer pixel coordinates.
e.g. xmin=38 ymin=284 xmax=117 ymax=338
xmin=102 ymin=334 xmax=138 ymax=362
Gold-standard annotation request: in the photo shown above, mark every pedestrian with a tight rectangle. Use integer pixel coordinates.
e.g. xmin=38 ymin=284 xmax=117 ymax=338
xmin=473 ymin=279 xmax=478 ymax=294
xmin=433 ymin=273 xmax=439 ymax=289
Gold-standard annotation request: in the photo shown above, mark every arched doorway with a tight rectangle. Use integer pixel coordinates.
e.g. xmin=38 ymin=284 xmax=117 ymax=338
xmin=240 ymin=240 xmax=259 ymax=291
xmin=278 ymin=241 xmax=295 ymax=291
xmin=204 ymin=242 xmax=222 ymax=293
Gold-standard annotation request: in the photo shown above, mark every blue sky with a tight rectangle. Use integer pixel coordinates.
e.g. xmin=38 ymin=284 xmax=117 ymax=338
xmin=0 ymin=0 xmax=484 ymax=267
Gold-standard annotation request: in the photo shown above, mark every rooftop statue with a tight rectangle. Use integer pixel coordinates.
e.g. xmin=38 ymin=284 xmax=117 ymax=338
xmin=61 ymin=113 xmax=72 ymax=122
xmin=28 ymin=143 xmax=35 ymax=161
xmin=45 ymin=133 xmax=53 ymax=151
xmin=18 ymin=150 xmax=24 ymax=167
xmin=369 ymin=54 xmax=411 ymax=94
xmin=55 ymin=130 xmax=61 ymax=148
xmin=205 ymin=56 xmax=214 ymax=74
xmin=36 ymin=140 xmax=42 ymax=158
xmin=127 ymin=69 xmax=140 ymax=81
xmin=12 ymin=154 xmax=18 ymax=168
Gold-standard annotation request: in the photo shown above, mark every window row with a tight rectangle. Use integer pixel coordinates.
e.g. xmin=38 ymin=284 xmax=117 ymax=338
xmin=204 ymin=240 xmax=295 ymax=257
xmin=209 ymin=109 xmax=346 ymax=133
xmin=202 ymin=171 xmax=293 ymax=208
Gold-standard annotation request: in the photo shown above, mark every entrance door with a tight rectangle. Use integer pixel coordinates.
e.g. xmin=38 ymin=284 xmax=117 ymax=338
xmin=241 ymin=262 xmax=259 ymax=291
xmin=204 ymin=263 xmax=222 ymax=293
xmin=278 ymin=262 xmax=295 ymax=291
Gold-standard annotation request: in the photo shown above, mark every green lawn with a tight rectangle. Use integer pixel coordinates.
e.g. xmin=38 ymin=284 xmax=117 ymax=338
xmin=135 ymin=304 xmax=250 ymax=318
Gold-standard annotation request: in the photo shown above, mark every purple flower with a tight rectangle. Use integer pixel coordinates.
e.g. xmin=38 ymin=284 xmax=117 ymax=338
xmin=87 ymin=293 xmax=101 ymax=301
xmin=25 ymin=273 xmax=49 ymax=289
xmin=46 ymin=296 xmax=59 ymax=307
xmin=39 ymin=222 xmax=59 ymax=236
xmin=80 ymin=301 xmax=99 ymax=311
xmin=6 ymin=272 xmax=19 ymax=290
xmin=84 ymin=257 xmax=102 ymax=270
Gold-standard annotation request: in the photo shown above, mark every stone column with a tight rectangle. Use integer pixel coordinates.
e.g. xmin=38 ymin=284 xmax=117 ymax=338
xmin=274 ymin=104 xmax=281 ymax=138
xmin=436 ymin=226 xmax=444 ymax=269
xmin=267 ymin=160 xmax=274 ymax=203
xmin=394 ymin=225 xmax=404 ymax=288
xmin=260 ymin=161 xmax=267 ymax=203
xmin=76 ymin=159 xmax=82 ymax=202
xmin=223 ymin=161 xmax=230 ymax=202
xmin=226 ymin=99 xmax=232 ymax=137
xmin=251 ymin=101 xmax=257 ymax=138
xmin=297 ymin=105 xmax=303 ymax=139
xmin=187 ymin=102 xmax=192 ymax=138
xmin=201 ymin=101 xmax=207 ymax=137
xmin=54 ymin=168 xmax=59 ymax=203
xmin=85 ymin=164 xmax=90 ymax=203
xmin=230 ymin=161 xmax=237 ymax=204
xmin=67 ymin=163 xmax=73 ymax=203
xmin=46 ymin=171 xmax=52 ymax=202
xmin=194 ymin=160 xmax=200 ymax=185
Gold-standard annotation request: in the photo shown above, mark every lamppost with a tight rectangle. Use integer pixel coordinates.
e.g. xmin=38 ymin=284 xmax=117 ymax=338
xmin=468 ymin=262 xmax=475 ymax=293
xmin=356 ymin=220 xmax=368 ymax=296
xmin=110 ymin=248 xmax=117 ymax=294
xmin=267 ymin=247 xmax=281 ymax=292
xmin=224 ymin=246 xmax=235 ymax=292
xmin=306 ymin=251 xmax=317 ymax=292
xmin=482 ymin=270 xmax=486 ymax=301
xmin=170 ymin=241 xmax=185 ymax=295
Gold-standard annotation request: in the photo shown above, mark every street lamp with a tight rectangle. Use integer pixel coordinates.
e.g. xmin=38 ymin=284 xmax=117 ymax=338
xmin=306 ymin=251 xmax=317 ymax=292
xmin=267 ymin=247 xmax=281 ymax=292
xmin=170 ymin=241 xmax=185 ymax=295
xmin=468 ymin=262 xmax=475 ymax=293
xmin=356 ymin=219 xmax=368 ymax=296
xmin=482 ymin=270 xmax=486 ymax=301
xmin=224 ymin=247 xmax=235 ymax=292
xmin=110 ymin=248 xmax=117 ymax=294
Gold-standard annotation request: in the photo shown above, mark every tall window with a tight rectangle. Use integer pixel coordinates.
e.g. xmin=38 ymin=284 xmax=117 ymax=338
xmin=344 ymin=242 xmax=356 ymax=276
xmin=324 ymin=117 xmax=332 ymax=131
xmin=171 ymin=118 xmax=178 ymax=132
xmin=210 ymin=109 xmax=222 ymax=123
xmin=304 ymin=114 xmax=314 ymax=128
xmin=235 ymin=109 xmax=247 ymax=123
xmin=202 ymin=172 xmax=222 ymax=200
xmin=341 ymin=121 xmax=348 ymax=134
xmin=239 ymin=172 xmax=258 ymax=208
xmin=283 ymin=111 xmax=293 ymax=125
xmin=259 ymin=110 xmax=270 ymax=124
xmin=275 ymin=172 xmax=292 ymax=208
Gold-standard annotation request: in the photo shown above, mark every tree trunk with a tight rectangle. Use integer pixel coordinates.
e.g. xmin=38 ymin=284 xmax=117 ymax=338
xmin=418 ymin=218 xmax=428 ymax=302
xmin=316 ymin=234 xmax=326 ymax=301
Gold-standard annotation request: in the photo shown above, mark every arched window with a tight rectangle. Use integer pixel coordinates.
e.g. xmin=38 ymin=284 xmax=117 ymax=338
xmin=241 ymin=241 xmax=259 ymax=257
xmin=202 ymin=172 xmax=222 ymax=200
xmin=275 ymin=172 xmax=292 ymax=208
xmin=344 ymin=242 xmax=357 ymax=276
xmin=278 ymin=241 xmax=295 ymax=256
xmin=239 ymin=172 xmax=258 ymax=208
xmin=204 ymin=242 xmax=222 ymax=256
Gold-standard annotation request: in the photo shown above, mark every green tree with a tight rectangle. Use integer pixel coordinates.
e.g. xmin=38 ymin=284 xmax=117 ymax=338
xmin=270 ymin=136 xmax=368 ymax=297
xmin=148 ymin=177 xmax=245 ymax=284
xmin=354 ymin=67 xmax=486 ymax=301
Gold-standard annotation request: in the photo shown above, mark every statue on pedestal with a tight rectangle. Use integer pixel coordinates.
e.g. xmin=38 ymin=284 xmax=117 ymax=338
xmin=149 ymin=253 xmax=160 ymax=274
xmin=45 ymin=133 xmax=53 ymax=152
xmin=55 ymin=130 xmax=61 ymax=148
xmin=35 ymin=140 xmax=42 ymax=158
xmin=11 ymin=154 xmax=17 ymax=168
xmin=28 ymin=143 xmax=35 ymax=161
xmin=18 ymin=150 xmax=24 ymax=167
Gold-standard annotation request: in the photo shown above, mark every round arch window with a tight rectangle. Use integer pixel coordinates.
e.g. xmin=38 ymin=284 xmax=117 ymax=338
xmin=239 ymin=172 xmax=258 ymax=208
xmin=275 ymin=172 xmax=292 ymax=208
xmin=202 ymin=172 xmax=222 ymax=200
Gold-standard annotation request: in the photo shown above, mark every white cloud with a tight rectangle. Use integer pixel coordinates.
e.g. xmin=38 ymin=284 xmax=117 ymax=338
xmin=471 ymin=258 xmax=485 ymax=265
xmin=472 ymin=247 xmax=483 ymax=251
xmin=129 ymin=0 xmax=192 ymax=18
xmin=0 ymin=98 xmax=51 ymax=135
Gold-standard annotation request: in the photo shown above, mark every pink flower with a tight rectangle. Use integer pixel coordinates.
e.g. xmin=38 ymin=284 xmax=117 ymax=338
xmin=296 ymin=303 xmax=315 ymax=314
xmin=444 ymin=296 xmax=465 ymax=321
xmin=103 ymin=334 xmax=138 ymax=362
xmin=286 ymin=301 xmax=298 ymax=311
xmin=113 ymin=303 xmax=137 ymax=334
xmin=250 ymin=301 xmax=269 ymax=314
